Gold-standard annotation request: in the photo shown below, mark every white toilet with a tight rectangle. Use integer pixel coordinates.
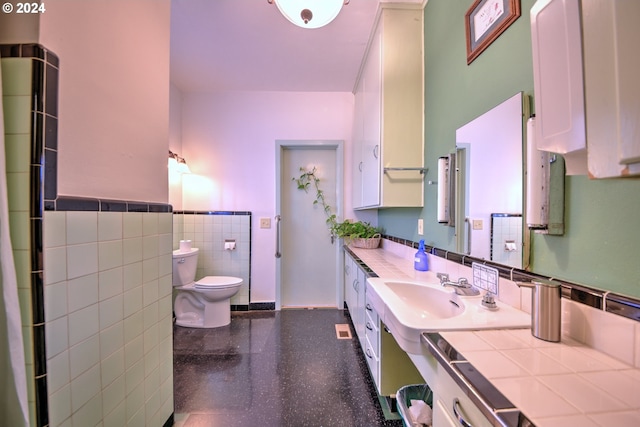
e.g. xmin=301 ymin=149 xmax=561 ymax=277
xmin=172 ymin=247 xmax=243 ymax=328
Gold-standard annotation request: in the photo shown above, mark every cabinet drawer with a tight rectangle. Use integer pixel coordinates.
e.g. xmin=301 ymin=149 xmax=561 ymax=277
xmin=364 ymin=334 xmax=379 ymax=385
xmin=433 ymin=399 xmax=459 ymax=427
xmin=365 ymin=296 xmax=378 ymax=323
xmin=437 ymin=366 xmax=494 ymax=427
xmin=364 ymin=305 xmax=379 ymax=355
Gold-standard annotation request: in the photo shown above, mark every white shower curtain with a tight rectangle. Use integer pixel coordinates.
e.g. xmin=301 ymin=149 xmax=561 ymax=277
xmin=0 ymin=54 xmax=30 ymax=426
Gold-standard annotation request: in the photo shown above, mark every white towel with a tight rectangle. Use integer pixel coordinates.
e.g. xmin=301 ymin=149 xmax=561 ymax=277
xmin=409 ymin=399 xmax=432 ymax=426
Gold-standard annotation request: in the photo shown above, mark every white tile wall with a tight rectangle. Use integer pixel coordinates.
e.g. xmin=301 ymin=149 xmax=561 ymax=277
xmin=173 ymin=213 xmax=251 ymax=305
xmin=44 ymin=211 xmax=173 ymax=427
xmin=490 ymin=215 xmax=522 ymax=266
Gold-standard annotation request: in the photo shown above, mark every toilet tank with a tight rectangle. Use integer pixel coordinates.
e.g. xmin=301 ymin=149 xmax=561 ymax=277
xmin=172 ymin=247 xmax=199 ymax=287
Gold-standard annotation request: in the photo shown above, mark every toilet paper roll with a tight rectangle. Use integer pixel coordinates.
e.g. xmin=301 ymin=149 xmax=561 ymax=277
xmin=179 ymin=240 xmax=192 ymax=252
xmin=504 ymin=241 xmax=517 ymax=252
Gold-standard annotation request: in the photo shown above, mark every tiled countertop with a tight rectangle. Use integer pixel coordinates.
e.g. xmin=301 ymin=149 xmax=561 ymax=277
xmin=347 ymin=244 xmax=640 ymax=427
xmin=438 ymin=329 xmax=640 ymax=427
xmin=347 ymin=244 xmax=434 ymax=280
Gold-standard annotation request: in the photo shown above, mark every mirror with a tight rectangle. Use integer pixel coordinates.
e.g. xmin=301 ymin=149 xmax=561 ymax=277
xmin=454 ymin=92 xmax=525 ymax=268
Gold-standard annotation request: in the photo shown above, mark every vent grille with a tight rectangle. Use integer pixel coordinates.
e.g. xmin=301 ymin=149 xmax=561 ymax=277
xmin=335 ymin=324 xmax=352 ymax=340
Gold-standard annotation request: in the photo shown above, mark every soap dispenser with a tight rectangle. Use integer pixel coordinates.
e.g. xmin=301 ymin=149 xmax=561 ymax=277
xmin=414 ymin=240 xmax=429 ymax=271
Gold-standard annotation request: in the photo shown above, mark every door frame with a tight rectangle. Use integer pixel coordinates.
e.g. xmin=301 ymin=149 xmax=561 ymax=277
xmin=275 ymin=140 xmax=344 ymax=310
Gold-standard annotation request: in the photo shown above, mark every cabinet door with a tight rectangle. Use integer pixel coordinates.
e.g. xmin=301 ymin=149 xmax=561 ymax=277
xmin=352 ymin=79 xmax=365 ymax=208
xmin=355 ymin=265 xmax=367 ymax=348
xmin=361 ymin=24 xmax=382 ymax=208
xmin=379 ymin=8 xmax=425 ymax=206
xmin=343 ymin=253 xmax=355 ymax=310
xmin=583 ymin=0 xmax=640 ymax=177
xmin=530 ymin=0 xmax=587 ymax=175
xmin=352 ymin=6 xmax=424 ymax=209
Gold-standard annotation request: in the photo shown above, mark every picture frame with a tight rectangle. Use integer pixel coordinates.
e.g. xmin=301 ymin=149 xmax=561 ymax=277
xmin=465 ymin=0 xmax=521 ymax=64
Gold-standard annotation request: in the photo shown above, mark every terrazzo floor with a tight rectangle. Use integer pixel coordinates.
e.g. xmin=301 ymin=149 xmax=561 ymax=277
xmin=173 ymin=309 xmax=403 ymax=427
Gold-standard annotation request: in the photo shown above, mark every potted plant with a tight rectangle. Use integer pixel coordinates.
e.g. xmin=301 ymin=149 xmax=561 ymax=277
xmin=294 ymin=167 xmax=382 ymax=249
xmin=331 ymin=219 xmax=382 ymax=248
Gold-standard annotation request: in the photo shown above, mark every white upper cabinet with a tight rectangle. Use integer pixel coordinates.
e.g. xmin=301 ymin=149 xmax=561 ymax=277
xmin=352 ymin=5 xmax=424 ymax=209
xmin=531 ymin=0 xmax=587 ymax=175
xmin=582 ymin=0 xmax=640 ymax=178
xmin=531 ymin=0 xmax=640 ymax=178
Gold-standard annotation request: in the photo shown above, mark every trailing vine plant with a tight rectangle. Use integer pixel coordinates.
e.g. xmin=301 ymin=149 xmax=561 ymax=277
xmin=293 ymin=166 xmax=382 ymax=242
xmin=293 ymin=166 xmax=338 ymax=238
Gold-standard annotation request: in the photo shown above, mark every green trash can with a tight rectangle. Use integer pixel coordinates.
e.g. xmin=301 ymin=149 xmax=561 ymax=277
xmin=396 ymin=384 xmax=433 ymax=427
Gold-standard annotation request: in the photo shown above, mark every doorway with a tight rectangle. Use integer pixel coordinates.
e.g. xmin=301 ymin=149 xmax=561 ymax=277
xmin=276 ymin=141 xmax=343 ymax=309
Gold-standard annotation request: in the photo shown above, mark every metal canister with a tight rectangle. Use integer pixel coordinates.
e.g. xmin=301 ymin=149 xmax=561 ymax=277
xmin=518 ymin=279 xmax=561 ymax=342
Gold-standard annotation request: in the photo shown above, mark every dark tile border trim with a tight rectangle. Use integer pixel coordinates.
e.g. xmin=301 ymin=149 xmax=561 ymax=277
xmin=606 ymin=294 xmax=640 ymax=322
xmin=52 ymin=196 xmax=172 ymax=212
xmin=249 ymin=302 xmax=276 ymax=311
xmin=173 ymin=210 xmax=251 ymax=215
xmin=376 ymin=235 xmax=640 ymax=324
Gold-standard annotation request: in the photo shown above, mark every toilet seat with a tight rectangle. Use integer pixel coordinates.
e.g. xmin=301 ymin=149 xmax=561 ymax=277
xmin=194 ymin=276 xmax=243 ymax=290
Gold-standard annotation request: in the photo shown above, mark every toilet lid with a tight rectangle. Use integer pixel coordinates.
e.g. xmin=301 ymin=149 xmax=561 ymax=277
xmin=194 ymin=276 xmax=243 ymax=289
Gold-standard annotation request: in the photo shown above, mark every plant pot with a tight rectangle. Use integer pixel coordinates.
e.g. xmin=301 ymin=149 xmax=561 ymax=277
xmin=349 ymin=234 xmax=381 ymax=249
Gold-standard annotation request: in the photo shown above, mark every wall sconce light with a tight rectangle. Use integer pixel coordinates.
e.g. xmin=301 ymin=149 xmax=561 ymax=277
xmin=168 ymin=150 xmax=192 ymax=174
xmin=267 ymin=0 xmax=349 ymax=29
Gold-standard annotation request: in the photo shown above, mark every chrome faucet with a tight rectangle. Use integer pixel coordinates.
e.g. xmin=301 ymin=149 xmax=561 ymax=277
xmin=436 ymin=273 xmax=480 ymax=296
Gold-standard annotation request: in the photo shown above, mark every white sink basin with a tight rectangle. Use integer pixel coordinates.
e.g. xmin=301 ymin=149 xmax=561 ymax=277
xmin=384 ymin=280 xmax=465 ymax=320
xmin=367 ymin=277 xmax=531 ymax=354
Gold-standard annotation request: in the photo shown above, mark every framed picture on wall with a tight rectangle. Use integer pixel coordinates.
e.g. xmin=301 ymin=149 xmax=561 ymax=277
xmin=465 ymin=0 xmax=521 ymax=64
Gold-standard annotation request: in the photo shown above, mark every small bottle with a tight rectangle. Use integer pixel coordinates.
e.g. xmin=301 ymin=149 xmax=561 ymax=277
xmin=414 ymin=239 xmax=429 ymax=271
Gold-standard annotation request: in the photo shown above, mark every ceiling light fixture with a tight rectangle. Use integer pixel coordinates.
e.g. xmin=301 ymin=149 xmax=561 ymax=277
xmin=268 ymin=0 xmax=349 ymax=29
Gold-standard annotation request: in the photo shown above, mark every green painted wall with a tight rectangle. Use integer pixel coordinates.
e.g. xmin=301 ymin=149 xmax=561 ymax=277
xmin=379 ymin=0 xmax=640 ymax=298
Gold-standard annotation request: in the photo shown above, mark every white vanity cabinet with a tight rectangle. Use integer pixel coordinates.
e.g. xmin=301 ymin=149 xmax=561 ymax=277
xmin=363 ymin=296 xmax=381 ymax=387
xmin=364 ymin=293 xmax=424 ymax=397
xmin=352 ymin=5 xmax=424 ymax=209
xmin=343 ymin=251 xmax=366 ymax=348
xmin=344 ymin=251 xmax=423 ymax=397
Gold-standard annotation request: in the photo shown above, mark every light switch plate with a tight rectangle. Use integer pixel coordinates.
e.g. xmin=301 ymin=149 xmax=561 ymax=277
xmin=260 ymin=217 xmax=271 ymax=229
xmin=418 ymin=219 xmax=424 ymax=235
xmin=472 ymin=219 xmax=483 ymax=230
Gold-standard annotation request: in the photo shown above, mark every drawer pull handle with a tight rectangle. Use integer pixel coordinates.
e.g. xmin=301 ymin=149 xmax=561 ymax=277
xmin=452 ymin=398 xmax=473 ymax=427
xmin=365 ymin=303 xmax=372 ymax=311
xmin=365 ymin=348 xmax=373 ymax=359
xmin=366 ymin=322 xmax=373 ymax=331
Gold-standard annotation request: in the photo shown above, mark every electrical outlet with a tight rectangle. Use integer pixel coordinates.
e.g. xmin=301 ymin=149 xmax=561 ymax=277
xmin=418 ymin=219 xmax=424 ymax=235
xmin=472 ymin=219 xmax=483 ymax=230
xmin=260 ymin=217 xmax=271 ymax=229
